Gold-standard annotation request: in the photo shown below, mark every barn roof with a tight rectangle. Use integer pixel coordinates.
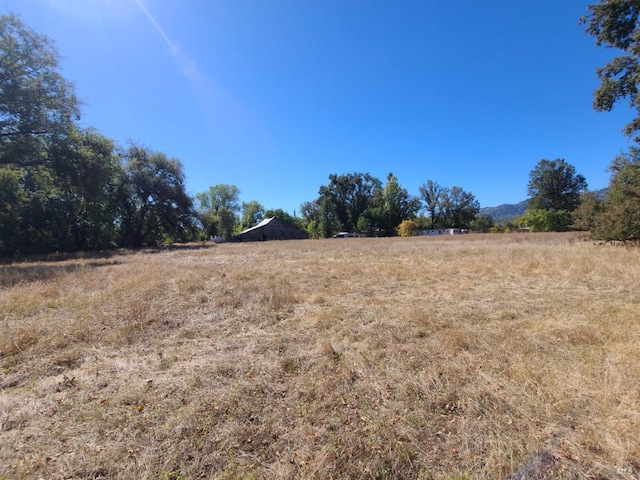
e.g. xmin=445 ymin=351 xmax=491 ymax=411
xmin=236 ymin=217 xmax=277 ymax=236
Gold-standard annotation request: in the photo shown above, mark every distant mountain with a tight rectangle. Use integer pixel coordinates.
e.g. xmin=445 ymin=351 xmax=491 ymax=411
xmin=480 ymin=188 xmax=609 ymax=221
xmin=479 ymin=200 xmax=528 ymax=221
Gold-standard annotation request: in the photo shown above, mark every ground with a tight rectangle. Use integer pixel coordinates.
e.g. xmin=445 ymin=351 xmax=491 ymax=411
xmin=1 ymin=233 xmax=639 ymax=479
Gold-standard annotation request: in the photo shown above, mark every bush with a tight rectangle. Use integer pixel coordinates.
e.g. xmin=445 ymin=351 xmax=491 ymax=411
xmin=515 ymin=209 xmax=572 ymax=232
xmin=397 ymin=219 xmax=419 ymax=237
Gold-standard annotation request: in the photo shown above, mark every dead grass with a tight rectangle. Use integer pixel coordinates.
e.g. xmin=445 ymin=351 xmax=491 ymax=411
xmin=1 ymin=233 xmax=639 ymax=479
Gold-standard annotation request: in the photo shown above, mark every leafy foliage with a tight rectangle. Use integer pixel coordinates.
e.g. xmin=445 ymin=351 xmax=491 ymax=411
xmin=469 ymin=214 xmax=495 ymax=233
xmin=240 ymin=200 xmax=264 ymax=230
xmin=572 ymin=191 xmax=605 ymax=232
xmin=419 ymin=180 xmax=445 ymax=229
xmin=196 ymin=184 xmax=241 ymax=240
xmin=527 ymin=159 xmax=587 ymax=212
xmin=515 ymin=209 xmax=573 ymax=232
xmin=397 ymin=219 xmax=418 ymax=237
xmin=117 ymin=144 xmax=196 ymax=248
xmin=379 ymin=173 xmax=421 ymax=235
xmin=419 ymin=181 xmax=480 ymax=229
xmin=263 ymin=208 xmax=305 ymax=231
xmin=0 ymin=13 xmax=80 ymax=167
xmin=582 ymin=0 xmax=640 ymax=140
xmin=591 ymin=149 xmax=640 ymax=241
xmin=316 ymin=172 xmax=382 ymax=234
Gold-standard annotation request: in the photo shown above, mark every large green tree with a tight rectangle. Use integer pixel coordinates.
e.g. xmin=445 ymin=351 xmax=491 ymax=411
xmin=378 ymin=173 xmax=421 ymax=235
xmin=0 ymin=14 xmax=126 ymax=254
xmin=117 ymin=144 xmax=195 ymax=248
xmin=527 ymin=159 xmax=588 ymax=212
xmin=196 ymin=184 xmax=241 ymax=240
xmin=317 ymin=172 xmax=382 ymax=234
xmin=419 ymin=180 xmax=445 ymax=229
xmin=593 ymin=148 xmax=640 ymax=241
xmin=439 ymin=185 xmax=480 ymax=228
xmin=419 ymin=180 xmax=479 ymax=229
xmin=240 ymin=200 xmax=265 ymax=230
xmin=0 ymin=13 xmax=80 ymax=168
xmin=44 ymin=128 xmax=121 ymax=251
xmin=582 ymin=1 xmax=640 ymax=241
xmin=582 ymin=0 xmax=640 ymax=140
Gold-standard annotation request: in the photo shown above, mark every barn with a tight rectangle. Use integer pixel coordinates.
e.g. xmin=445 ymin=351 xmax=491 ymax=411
xmin=233 ymin=217 xmax=308 ymax=242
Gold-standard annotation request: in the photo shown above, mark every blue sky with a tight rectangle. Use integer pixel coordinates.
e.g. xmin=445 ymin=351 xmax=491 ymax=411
xmin=3 ymin=0 xmax=634 ymax=213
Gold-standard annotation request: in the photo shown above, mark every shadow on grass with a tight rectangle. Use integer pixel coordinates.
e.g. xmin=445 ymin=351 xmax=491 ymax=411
xmin=1 ymin=242 xmax=216 ymax=263
xmin=0 ymin=259 xmax=121 ymax=288
xmin=0 ymin=243 xmax=216 ymax=288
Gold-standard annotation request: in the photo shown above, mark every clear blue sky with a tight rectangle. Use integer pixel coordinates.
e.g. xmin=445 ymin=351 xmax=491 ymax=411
xmin=3 ymin=0 xmax=634 ymax=213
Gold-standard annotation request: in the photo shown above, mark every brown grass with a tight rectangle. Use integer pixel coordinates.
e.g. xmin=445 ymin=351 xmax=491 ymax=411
xmin=1 ymin=233 xmax=639 ymax=479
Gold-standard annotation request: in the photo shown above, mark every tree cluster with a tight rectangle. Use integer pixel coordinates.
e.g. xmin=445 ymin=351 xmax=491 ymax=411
xmin=0 ymin=14 xmax=197 ymax=255
xmin=11 ymin=2 xmax=640 ymax=255
xmin=299 ymin=173 xmax=479 ymax=238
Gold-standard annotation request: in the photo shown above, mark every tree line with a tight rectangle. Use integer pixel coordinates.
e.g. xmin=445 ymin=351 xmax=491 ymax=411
xmin=2 ymin=2 xmax=640 ymax=256
xmin=0 ymin=12 xmax=483 ymax=254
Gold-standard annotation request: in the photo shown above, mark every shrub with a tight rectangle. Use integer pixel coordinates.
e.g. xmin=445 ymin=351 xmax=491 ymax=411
xmin=397 ymin=219 xmax=419 ymax=237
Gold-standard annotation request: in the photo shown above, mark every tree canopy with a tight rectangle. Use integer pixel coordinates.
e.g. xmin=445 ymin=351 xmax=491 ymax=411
xmin=117 ymin=144 xmax=195 ymax=248
xmin=592 ymin=148 xmax=640 ymax=241
xmin=419 ymin=181 xmax=479 ymax=230
xmin=527 ymin=159 xmax=587 ymax=212
xmin=582 ymin=0 xmax=640 ymax=140
xmin=581 ymin=1 xmax=640 ymax=242
xmin=0 ymin=13 xmax=80 ymax=167
xmin=196 ymin=184 xmax=241 ymax=240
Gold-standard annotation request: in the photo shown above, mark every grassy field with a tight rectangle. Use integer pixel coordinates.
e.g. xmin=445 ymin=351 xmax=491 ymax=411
xmin=1 ymin=233 xmax=639 ymax=479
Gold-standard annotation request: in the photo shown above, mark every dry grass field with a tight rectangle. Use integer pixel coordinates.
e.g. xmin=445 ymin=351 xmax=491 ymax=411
xmin=1 ymin=233 xmax=639 ymax=479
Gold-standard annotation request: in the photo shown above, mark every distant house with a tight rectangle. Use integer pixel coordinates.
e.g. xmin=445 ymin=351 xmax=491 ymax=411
xmin=233 ymin=217 xmax=308 ymax=242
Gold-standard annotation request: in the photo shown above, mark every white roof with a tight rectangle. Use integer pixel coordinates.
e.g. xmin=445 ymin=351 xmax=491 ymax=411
xmin=236 ymin=217 xmax=276 ymax=235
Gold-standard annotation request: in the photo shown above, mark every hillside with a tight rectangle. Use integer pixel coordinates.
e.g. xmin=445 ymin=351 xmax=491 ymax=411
xmin=480 ymin=188 xmax=609 ymax=221
xmin=479 ymin=199 xmax=529 ymax=221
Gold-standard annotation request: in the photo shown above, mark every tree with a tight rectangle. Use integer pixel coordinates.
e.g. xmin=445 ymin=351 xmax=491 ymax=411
xmin=440 ymin=186 xmax=480 ymax=228
xmin=592 ymin=148 xmax=640 ymax=241
xmin=240 ymin=200 xmax=264 ymax=230
xmin=516 ymin=209 xmax=573 ymax=232
xmin=419 ymin=180 xmax=444 ymax=229
xmin=419 ymin=181 xmax=479 ymax=229
xmin=45 ymin=128 xmax=121 ymax=250
xmin=470 ymin=214 xmax=495 ymax=233
xmin=572 ymin=191 xmax=605 ymax=232
xmin=317 ymin=172 xmax=382 ymax=233
xmin=264 ymin=208 xmax=305 ymax=231
xmin=117 ymin=144 xmax=195 ymax=248
xmin=527 ymin=159 xmax=588 ymax=212
xmin=0 ymin=13 xmax=80 ymax=168
xmin=582 ymin=1 xmax=640 ymax=140
xmin=195 ymin=184 xmax=241 ymax=240
xmin=379 ymin=173 xmax=421 ymax=235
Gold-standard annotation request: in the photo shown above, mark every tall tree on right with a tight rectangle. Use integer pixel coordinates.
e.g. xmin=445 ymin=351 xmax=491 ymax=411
xmin=582 ymin=0 xmax=640 ymax=241
xmin=581 ymin=0 xmax=640 ymax=141
xmin=592 ymin=148 xmax=640 ymax=241
xmin=527 ymin=159 xmax=588 ymax=212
